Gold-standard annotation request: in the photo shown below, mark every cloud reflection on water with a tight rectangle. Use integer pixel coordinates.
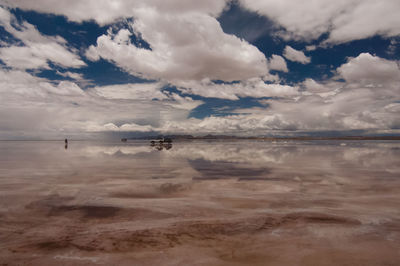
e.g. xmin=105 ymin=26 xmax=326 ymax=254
xmin=1 ymin=140 xmax=400 ymax=264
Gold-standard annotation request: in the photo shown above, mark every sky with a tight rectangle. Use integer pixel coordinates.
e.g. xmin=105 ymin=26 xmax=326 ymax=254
xmin=0 ymin=0 xmax=399 ymax=139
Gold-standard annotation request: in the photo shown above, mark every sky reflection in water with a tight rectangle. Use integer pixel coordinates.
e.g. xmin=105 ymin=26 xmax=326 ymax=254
xmin=0 ymin=140 xmax=399 ymax=265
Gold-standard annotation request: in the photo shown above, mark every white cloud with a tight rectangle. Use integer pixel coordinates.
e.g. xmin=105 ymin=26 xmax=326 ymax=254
xmin=1 ymin=1 xmax=302 ymax=106
xmin=1 ymin=0 xmax=228 ymax=25
xmin=337 ymin=53 xmax=400 ymax=84
xmin=283 ymin=46 xmax=311 ymax=64
xmin=253 ymin=54 xmax=400 ymax=132
xmin=239 ymin=0 xmax=400 ymax=44
xmin=88 ymin=82 xmax=167 ymax=100
xmin=88 ymin=122 xmax=154 ymax=133
xmin=0 ymin=69 xmax=200 ymax=139
xmin=268 ymin=54 xmax=288 ymax=72
xmin=303 ymin=79 xmax=326 ymax=93
xmin=303 ymin=78 xmax=340 ymax=95
xmin=158 ymin=114 xmax=296 ymax=135
xmin=0 ymin=7 xmax=85 ymax=70
xmin=0 ymin=69 xmax=84 ymax=97
xmin=306 ymin=45 xmax=317 ymax=51
xmin=0 ymin=44 xmax=85 ymax=70
xmin=1 ymin=2 xmax=399 ymax=138
xmin=88 ymin=83 xmax=204 ymax=110
xmin=387 ymin=39 xmax=399 ymax=55
xmin=86 ymin=12 xmax=268 ymax=82
xmin=82 ymin=3 xmax=275 ymax=102
xmin=176 ymin=78 xmax=299 ymax=100
xmin=164 ymin=93 xmax=204 ymax=111
xmin=155 ymin=53 xmax=400 ymax=135
xmin=57 ymin=71 xmax=85 ymax=80
xmin=328 ymin=1 xmax=400 ymax=44
xmin=1 ymin=52 xmax=400 ymax=138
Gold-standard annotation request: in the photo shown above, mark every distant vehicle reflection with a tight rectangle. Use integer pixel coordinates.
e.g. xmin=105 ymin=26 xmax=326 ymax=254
xmin=151 ymin=143 xmax=172 ymax=151
xmin=151 ymin=142 xmax=173 ymax=151
xmin=150 ymin=138 xmax=173 ymax=151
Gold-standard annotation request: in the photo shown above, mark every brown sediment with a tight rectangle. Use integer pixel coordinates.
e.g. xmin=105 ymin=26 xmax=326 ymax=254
xmin=36 ymin=240 xmax=71 ymax=250
xmin=46 ymin=204 xmax=174 ymax=222
xmin=23 ymin=194 xmax=174 ymax=221
xmin=15 ymin=212 xmax=360 ymax=253
xmin=48 ymin=205 xmax=121 ymax=219
xmin=1 ymin=141 xmax=400 ymax=265
xmin=109 ymin=182 xmax=191 ymax=199
xmin=281 ymin=212 xmax=361 ymax=225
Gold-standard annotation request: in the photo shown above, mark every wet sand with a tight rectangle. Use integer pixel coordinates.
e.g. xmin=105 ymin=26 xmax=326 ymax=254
xmin=0 ymin=140 xmax=399 ymax=265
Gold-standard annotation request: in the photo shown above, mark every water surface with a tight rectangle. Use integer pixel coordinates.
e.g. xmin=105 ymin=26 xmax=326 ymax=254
xmin=0 ymin=140 xmax=399 ymax=265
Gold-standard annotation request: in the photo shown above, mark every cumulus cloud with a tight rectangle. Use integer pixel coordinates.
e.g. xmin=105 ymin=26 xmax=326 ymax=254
xmin=1 ymin=1 xmax=399 ymax=138
xmin=80 ymin=2 xmax=282 ymax=101
xmin=305 ymin=45 xmax=317 ymax=51
xmin=57 ymin=71 xmax=85 ymax=80
xmin=88 ymin=83 xmax=203 ymax=110
xmin=337 ymin=53 xmax=400 ymax=84
xmin=239 ymin=0 xmax=400 ymax=44
xmin=0 ymin=1 xmax=298 ymax=104
xmin=88 ymin=82 xmax=167 ymax=100
xmin=1 ymin=53 xmax=400 ymax=138
xmin=1 ymin=0 xmax=228 ymax=25
xmin=176 ymin=78 xmax=299 ymax=100
xmin=302 ymin=78 xmax=340 ymax=95
xmin=164 ymin=93 xmax=204 ymax=111
xmin=0 ymin=7 xmax=85 ymax=70
xmin=0 ymin=69 xmax=84 ymax=97
xmin=85 ymin=13 xmax=268 ymax=82
xmin=150 ymin=53 xmax=400 ymax=135
xmin=0 ymin=69 xmax=201 ymax=139
xmin=6 ymin=0 xmax=400 ymax=45
xmin=268 ymin=54 xmax=288 ymax=72
xmin=253 ymin=53 xmax=400 ymax=132
xmin=283 ymin=46 xmax=311 ymax=64
xmin=158 ymin=114 xmax=297 ymax=135
xmin=88 ymin=122 xmax=154 ymax=133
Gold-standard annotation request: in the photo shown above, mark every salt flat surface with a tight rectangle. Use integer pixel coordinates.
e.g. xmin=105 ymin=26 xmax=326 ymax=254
xmin=0 ymin=140 xmax=399 ymax=265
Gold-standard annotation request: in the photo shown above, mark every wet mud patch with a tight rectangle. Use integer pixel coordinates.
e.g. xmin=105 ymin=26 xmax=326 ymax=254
xmin=268 ymin=198 xmax=342 ymax=209
xmin=36 ymin=240 xmax=71 ymax=251
xmin=47 ymin=205 xmax=173 ymax=221
xmin=20 ymin=212 xmax=361 ymax=253
xmin=25 ymin=195 xmax=174 ymax=221
xmin=159 ymin=183 xmax=189 ymax=194
xmin=25 ymin=195 xmax=75 ymax=213
xmin=109 ymin=182 xmax=191 ymax=199
xmin=49 ymin=205 xmax=121 ymax=219
xmin=280 ymin=212 xmax=361 ymax=226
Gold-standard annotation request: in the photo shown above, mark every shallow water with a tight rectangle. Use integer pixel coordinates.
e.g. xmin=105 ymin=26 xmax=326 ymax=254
xmin=0 ymin=140 xmax=399 ymax=265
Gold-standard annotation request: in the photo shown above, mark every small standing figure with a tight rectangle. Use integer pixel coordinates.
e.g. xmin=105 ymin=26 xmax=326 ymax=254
xmin=64 ymin=138 xmax=68 ymax=149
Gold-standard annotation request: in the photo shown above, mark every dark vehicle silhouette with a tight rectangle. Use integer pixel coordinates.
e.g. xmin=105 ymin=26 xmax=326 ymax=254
xmin=150 ymin=137 xmax=173 ymax=150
